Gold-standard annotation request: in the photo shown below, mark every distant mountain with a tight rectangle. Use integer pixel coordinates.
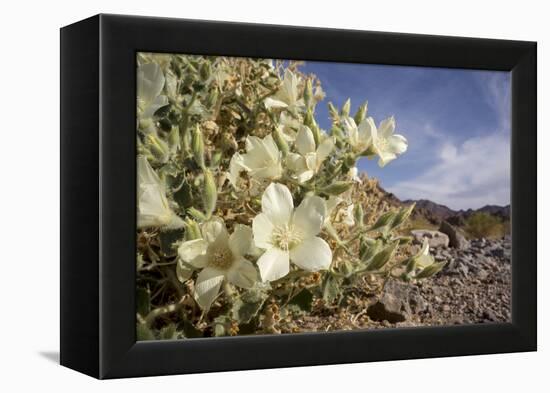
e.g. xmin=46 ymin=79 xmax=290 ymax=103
xmin=402 ymin=199 xmax=456 ymax=221
xmin=363 ymin=176 xmax=510 ymax=226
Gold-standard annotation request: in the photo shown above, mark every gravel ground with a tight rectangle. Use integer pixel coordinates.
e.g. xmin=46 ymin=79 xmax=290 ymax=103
xmin=287 ymin=236 xmax=511 ymax=332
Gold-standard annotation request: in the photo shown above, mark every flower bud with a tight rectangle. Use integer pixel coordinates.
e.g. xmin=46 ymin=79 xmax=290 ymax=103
xmin=211 ymin=151 xmax=222 ymax=167
xmin=168 ymin=126 xmax=180 ymax=151
xmin=354 ymin=101 xmax=368 ymax=124
xmin=203 ymin=168 xmax=218 ymax=217
xmin=321 ymin=181 xmax=353 ymax=196
xmin=200 ymin=62 xmax=211 ymax=81
xmin=273 ymin=127 xmax=289 ymax=155
xmin=328 ymin=102 xmax=339 ymax=120
xmin=145 ymin=133 xmax=170 ymax=162
xmin=340 ymin=98 xmax=351 ymax=117
xmin=187 ymin=207 xmax=206 ymax=221
xmin=304 ymin=78 xmax=313 ymax=107
xmin=207 ymin=88 xmax=219 ymax=108
xmin=184 ymin=219 xmax=201 ymax=240
xmin=353 ymin=204 xmax=364 ymax=227
xmin=192 ymin=125 xmax=205 ymax=168
xmin=366 ymin=241 xmax=398 ymax=271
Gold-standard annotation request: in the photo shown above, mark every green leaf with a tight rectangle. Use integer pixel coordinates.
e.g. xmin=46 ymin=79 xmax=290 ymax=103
xmin=136 ymin=323 xmax=155 ymax=341
xmin=159 ymin=228 xmax=184 ymax=257
xmin=369 ymin=211 xmax=397 ymax=232
xmin=136 ymin=287 xmax=151 ymax=317
xmin=391 ymin=203 xmax=415 ymax=230
xmin=415 ymin=261 xmax=447 ymax=279
xmin=231 ymin=285 xmax=269 ymax=324
xmin=173 ymin=181 xmax=193 ymax=210
xmin=365 ymin=241 xmax=399 ymax=271
xmin=182 ymin=319 xmax=203 ymax=338
xmin=159 ymin=323 xmax=178 ymax=340
xmin=212 ymin=315 xmax=232 ymax=337
xmin=322 ymin=274 xmax=342 ymax=303
xmin=288 ymin=288 xmax=314 ymax=313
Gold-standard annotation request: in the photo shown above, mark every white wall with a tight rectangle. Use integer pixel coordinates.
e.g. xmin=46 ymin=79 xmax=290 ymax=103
xmin=0 ymin=0 xmax=546 ymax=390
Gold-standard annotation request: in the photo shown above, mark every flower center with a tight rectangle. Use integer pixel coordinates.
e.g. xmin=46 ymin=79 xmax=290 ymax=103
xmin=208 ymin=246 xmax=234 ymax=270
xmin=376 ymin=137 xmax=389 ymax=151
xmin=272 ymin=224 xmax=303 ymax=251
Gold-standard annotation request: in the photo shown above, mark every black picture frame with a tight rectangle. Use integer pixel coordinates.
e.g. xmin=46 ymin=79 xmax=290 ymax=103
xmin=60 ymin=14 xmax=537 ymax=379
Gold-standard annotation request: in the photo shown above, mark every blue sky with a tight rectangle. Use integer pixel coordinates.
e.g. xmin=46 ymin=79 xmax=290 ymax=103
xmin=300 ymin=61 xmax=511 ymax=210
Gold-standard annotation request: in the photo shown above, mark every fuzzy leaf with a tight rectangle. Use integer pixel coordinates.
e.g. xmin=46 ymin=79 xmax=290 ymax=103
xmin=136 ymin=323 xmax=155 ymax=341
xmin=136 ymin=287 xmax=151 ymax=317
xmin=288 ymin=288 xmax=314 ymax=313
xmin=159 ymin=323 xmax=178 ymax=340
xmin=322 ymin=274 xmax=342 ymax=303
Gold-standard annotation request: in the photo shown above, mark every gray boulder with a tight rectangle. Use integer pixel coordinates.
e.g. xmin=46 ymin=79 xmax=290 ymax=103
xmin=411 ymin=229 xmax=449 ymax=248
xmin=439 ymin=220 xmax=469 ymax=249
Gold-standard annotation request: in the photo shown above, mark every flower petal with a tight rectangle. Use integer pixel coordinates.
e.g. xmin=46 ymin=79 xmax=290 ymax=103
xmin=252 ymin=213 xmax=274 ymax=249
xmin=194 ymin=267 xmax=225 ymax=310
xmin=388 ymin=134 xmax=408 ymax=155
xmin=377 ymin=151 xmax=397 ymax=167
xmin=201 ymin=217 xmax=229 ymax=245
xmin=226 ymin=258 xmax=258 ymax=288
xmin=358 ymin=117 xmax=377 ymax=147
xmin=137 ymin=62 xmax=165 ymax=104
xmin=264 ymin=97 xmax=288 ymax=109
xmin=315 ymin=136 xmax=334 ymax=164
xmin=257 ymin=247 xmax=290 ymax=282
xmin=228 ymin=152 xmax=246 ymax=187
xmin=229 ymin=224 xmax=253 ymax=257
xmin=378 ymin=116 xmax=396 ymax=138
xmin=292 ymin=195 xmax=326 ymax=238
xmin=261 ymin=183 xmax=293 ymax=226
xmin=142 ymin=95 xmax=169 ymax=119
xmin=290 ymin=237 xmax=332 ymax=271
xmin=295 ymin=126 xmax=316 ymax=155
xmin=178 ymin=239 xmax=208 ymax=267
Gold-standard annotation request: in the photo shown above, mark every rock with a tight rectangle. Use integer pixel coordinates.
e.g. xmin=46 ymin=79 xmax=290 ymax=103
xmin=409 ymin=292 xmax=429 ymax=313
xmin=482 ymin=310 xmax=498 ymax=322
xmin=439 ymin=221 xmax=469 ymax=249
xmin=442 ymin=305 xmax=451 ymax=312
xmin=478 ymin=269 xmax=489 ymax=281
xmin=367 ymin=294 xmax=407 ymax=323
xmin=410 ymin=230 xmax=450 ymax=248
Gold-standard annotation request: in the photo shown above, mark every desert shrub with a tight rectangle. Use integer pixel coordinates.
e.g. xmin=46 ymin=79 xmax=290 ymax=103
xmin=135 ymin=53 xmax=444 ymax=339
xmin=464 ymin=212 xmax=505 ymax=239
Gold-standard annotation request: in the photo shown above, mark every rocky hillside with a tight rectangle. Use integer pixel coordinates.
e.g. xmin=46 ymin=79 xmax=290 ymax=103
xmin=366 ymin=235 xmax=511 ymax=327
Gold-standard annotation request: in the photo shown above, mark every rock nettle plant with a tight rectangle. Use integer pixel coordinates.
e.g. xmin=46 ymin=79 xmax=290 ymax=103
xmin=136 ymin=53 xmax=445 ymax=339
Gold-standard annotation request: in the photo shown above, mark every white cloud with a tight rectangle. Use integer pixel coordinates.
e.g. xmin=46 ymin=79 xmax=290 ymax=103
xmin=388 ymin=132 xmax=510 ymax=210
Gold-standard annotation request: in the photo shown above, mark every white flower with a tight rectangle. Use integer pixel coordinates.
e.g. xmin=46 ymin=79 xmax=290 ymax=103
xmin=137 ymin=156 xmax=184 ymax=229
xmin=137 ymin=62 xmax=169 ymax=132
xmin=178 ymin=218 xmax=258 ymax=310
xmin=277 ymin=112 xmax=302 ymax=142
xmin=346 ymin=116 xmax=408 ymax=167
xmin=415 ymin=239 xmax=435 ymax=269
xmin=341 ymin=204 xmax=355 ymax=227
xmin=324 ymin=197 xmax=354 ymax=227
xmin=286 ymin=126 xmax=334 ymax=183
xmin=264 ymin=69 xmax=305 ymax=113
xmin=228 ymin=134 xmax=283 ymax=187
xmin=252 ymin=183 xmax=333 ymax=281
xmin=348 ymin=166 xmax=362 ymax=183
xmin=341 ymin=116 xmax=372 ymax=153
